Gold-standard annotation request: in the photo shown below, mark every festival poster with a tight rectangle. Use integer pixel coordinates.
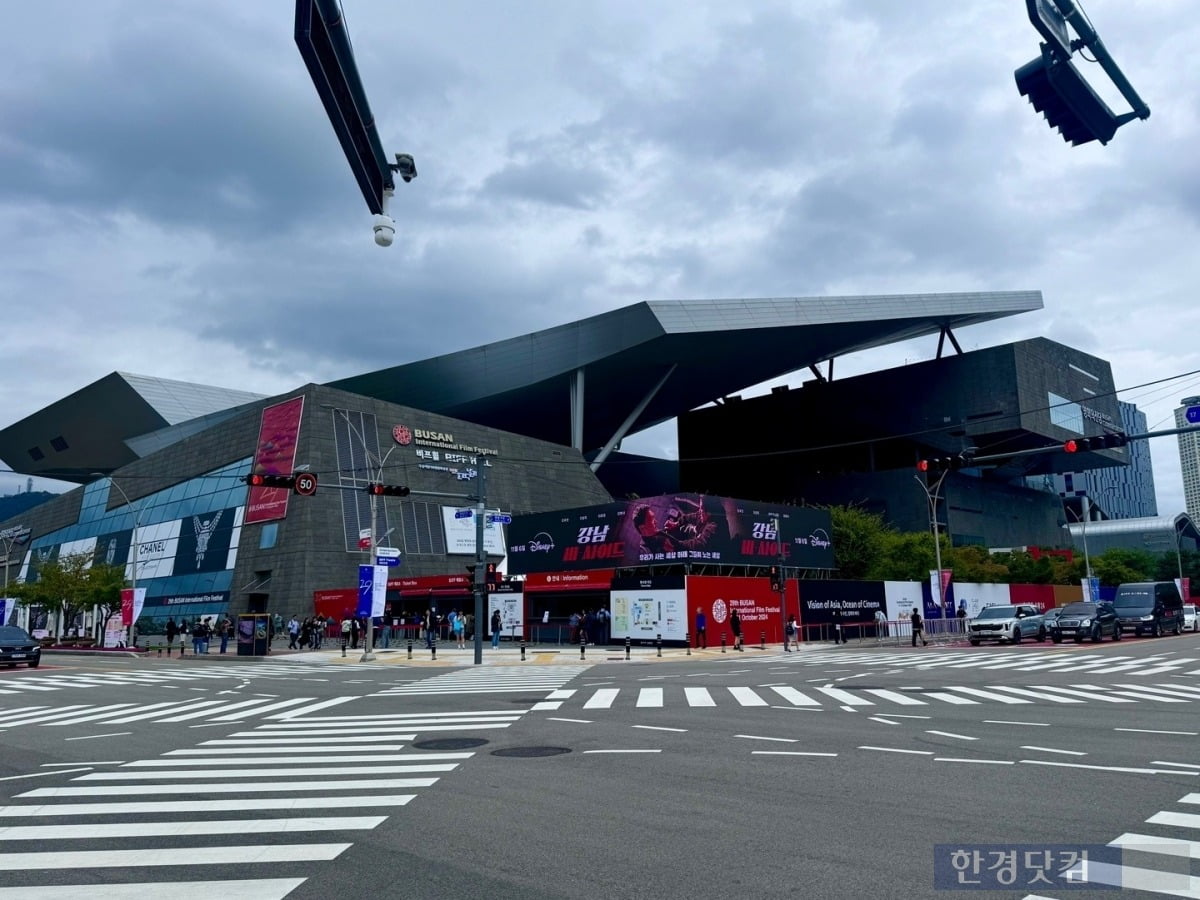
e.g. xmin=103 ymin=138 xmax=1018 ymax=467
xmin=244 ymin=396 xmax=305 ymax=525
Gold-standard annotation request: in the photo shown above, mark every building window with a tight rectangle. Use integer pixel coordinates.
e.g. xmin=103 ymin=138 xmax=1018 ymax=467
xmin=50 ymin=435 xmax=70 ymax=452
xmin=27 ymin=446 xmax=44 ymax=461
xmin=259 ymin=523 xmax=278 ymax=550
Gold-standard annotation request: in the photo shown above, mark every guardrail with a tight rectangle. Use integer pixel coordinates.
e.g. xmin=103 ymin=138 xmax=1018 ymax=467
xmin=801 ymin=617 xmax=968 ymax=647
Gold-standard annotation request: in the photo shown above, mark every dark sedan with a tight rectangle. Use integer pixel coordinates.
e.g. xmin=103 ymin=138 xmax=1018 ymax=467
xmin=1050 ymin=601 xmax=1121 ymax=644
xmin=0 ymin=625 xmax=42 ymax=667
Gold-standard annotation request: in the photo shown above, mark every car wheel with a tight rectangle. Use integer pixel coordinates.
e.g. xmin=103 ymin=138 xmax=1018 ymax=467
xmin=1174 ymin=620 xmax=1182 ymax=636
xmin=1113 ymin=625 xmax=1121 ymax=642
xmin=1151 ymin=621 xmax=1161 ymax=638
xmin=1052 ymin=635 xmax=1062 ymax=644
xmin=27 ymin=658 xmax=39 ymax=668
xmin=1012 ymin=627 xmax=1021 ymax=644
xmin=1037 ymin=627 xmax=1046 ymax=642
xmin=1091 ymin=625 xmax=1101 ymax=643
xmin=969 ymin=639 xmax=980 ymax=646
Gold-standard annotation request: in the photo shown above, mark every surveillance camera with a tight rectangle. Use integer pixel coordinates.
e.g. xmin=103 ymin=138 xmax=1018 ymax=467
xmin=372 ymin=213 xmax=395 ymax=247
xmin=394 ymin=153 xmax=417 ymax=183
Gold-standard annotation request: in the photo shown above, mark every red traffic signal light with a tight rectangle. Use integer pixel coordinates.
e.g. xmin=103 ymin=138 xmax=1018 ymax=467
xmin=365 ymin=483 xmax=410 ymax=496
xmin=916 ymin=460 xmax=930 ymax=472
xmin=486 ymin=562 xmax=499 ymax=584
xmin=1063 ymin=440 xmax=1078 ymax=453
xmin=244 ymin=473 xmax=296 ymax=490
xmin=769 ymin=564 xmax=782 ymax=592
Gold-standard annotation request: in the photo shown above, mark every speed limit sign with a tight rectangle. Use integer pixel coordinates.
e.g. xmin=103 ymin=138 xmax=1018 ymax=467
xmin=294 ymin=472 xmax=319 ymax=496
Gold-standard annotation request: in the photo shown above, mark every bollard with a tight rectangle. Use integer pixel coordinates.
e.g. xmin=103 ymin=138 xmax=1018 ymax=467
xmin=760 ymin=630 xmax=766 ymax=651
xmin=520 ymin=641 xmax=526 ymax=661
xmin=721 ymin=633 xmax=726 ymax=653
xmin=431 ymin=634 xmax=437 ymax=660
xmin=625 ymin=636 xmax=631 ymax=661
xmin=686 ymin=631 xmax=691 ymax=657
xmin=341 ymin=640 xmax=347 ymax=658
xmin=580 ymin=633 xmax=586 ymax=660
xmin=157 ymin=646 xmax=162 ymax=656
xmin=656 ymin=633 xmax=662 ymax=658
xmin=407 ymin=639 xmax=413 ymax=660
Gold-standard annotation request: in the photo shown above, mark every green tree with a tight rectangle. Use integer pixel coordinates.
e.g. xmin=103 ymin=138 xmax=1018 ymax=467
xmin=828 ymin=505 xmax=895 ymax=580
xmin=993 ymin=550 xmax=1054 ymax=585
xmin=1091 ymin=547 xmax=1156 ymax=586
xmin=10 ymin=552 xmax=126 ymax=638
xmin=945 ymin=545 xmax=1009 ymax=584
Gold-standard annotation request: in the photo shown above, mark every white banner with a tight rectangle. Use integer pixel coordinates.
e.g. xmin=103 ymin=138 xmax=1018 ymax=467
xmin=884 ymin=581 xmax=922 ymax=622
xmin=952 ymin=583 xmax=1012 ymax=618
xmin=131 ymin=520 xmax=181 ymax=581
xmin=610 ymin=588 xmax=687 ymax=642
xmin=371 ymin=565 xmax=388 ymax=617
xmin=441 ymin=507 xmax=506 ymax=555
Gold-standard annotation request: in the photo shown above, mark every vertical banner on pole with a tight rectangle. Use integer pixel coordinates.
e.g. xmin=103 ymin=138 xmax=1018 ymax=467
xmin=120 ymin=588 xmax=147 ymax=627
xmin=370 ymin=565 xmax=387 ymax=617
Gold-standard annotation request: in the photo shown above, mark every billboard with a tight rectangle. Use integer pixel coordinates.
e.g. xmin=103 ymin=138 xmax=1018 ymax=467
xmin=611 ymin=575 xmax=687 ymax=642
xmin=507 ymin=494 xmax=833 ymax=574
xmin=441 ymin=507 xmax=506 ymax=555
xmin=245 ymin=396 xmax=305 ymax=525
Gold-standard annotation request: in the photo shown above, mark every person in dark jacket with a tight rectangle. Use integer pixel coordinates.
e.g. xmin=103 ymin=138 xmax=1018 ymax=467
xmin=911 ymin=607 xmax=928 ymax=647
xmin=730 ymin=608 xmax=743 ymax=651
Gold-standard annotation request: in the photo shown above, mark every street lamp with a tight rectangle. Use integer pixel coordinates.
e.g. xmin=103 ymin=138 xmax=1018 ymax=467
xmin=328 ymin=408 xmax=398 ymax=662
xmin=93 ymin=474 xmax=141 ymax=648
xmin=1064 ymin=495 xmax=1094 ymax=600
xmin=915 ymin=471 xmax=951 ymax=621
xmin=0 ymin=529 xmax=20 ymax=616
xmin=771 ymin=514 xmax=787 ymax=647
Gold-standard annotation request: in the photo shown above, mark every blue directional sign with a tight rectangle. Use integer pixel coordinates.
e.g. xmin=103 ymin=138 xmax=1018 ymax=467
xmin=1187 ymin=405 xmax=1200 ymax=424
xmin=487 ymin=514 xmax=513 ymax=525
xmin=454 ymin=509 xmax=473 ymax=519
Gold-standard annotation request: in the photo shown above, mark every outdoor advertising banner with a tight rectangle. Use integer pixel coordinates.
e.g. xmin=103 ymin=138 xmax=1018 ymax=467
xmin=796 ymin=580 xmax=885 ymax=637
xmin=506 ymin=494 xmax=833 ymax=574
xmin=172 ymin=508 xmax=239 ymax=575
xmin=131 ymin=519 xmax=182 ymax=581
xmin=92 ymin=529 xmax=132 ymax=569
xmin=883 ymin=581 xmax=922 ymax=622
xmin=245 ymin=396 xmax=305 ymax=525
xmin=686 ymin=575 xmax=783 ymax=643
xmin=441 ymin=507 xmax=507 ymax=555
xmin=488 ymin=593 xmax=525 ymax=639
xmin=610 ymin=575 xmax=687 ymax=642
xmin=951 ymin=582 xmax=1012 ymax=618
xmin=120 ymin=587 xmax=147 ymax=627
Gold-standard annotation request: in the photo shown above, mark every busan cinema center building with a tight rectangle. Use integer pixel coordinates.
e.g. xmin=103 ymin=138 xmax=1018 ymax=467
xmin=0 ymin=289 xmax=1126 ymax=637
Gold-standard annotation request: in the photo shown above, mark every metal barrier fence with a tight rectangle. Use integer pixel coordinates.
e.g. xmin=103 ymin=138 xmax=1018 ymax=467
xmin=801 ymin=617 xmax=969 ymax=648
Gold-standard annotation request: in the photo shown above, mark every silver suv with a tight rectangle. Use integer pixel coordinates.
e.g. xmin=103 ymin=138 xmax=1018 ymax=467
xmin=967 ymin=604 xmax=1046 ymax=646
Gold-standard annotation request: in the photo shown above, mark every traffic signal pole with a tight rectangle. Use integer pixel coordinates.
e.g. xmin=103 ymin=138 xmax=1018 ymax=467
xmin=473 ymin=464 xmax=487 ymax=665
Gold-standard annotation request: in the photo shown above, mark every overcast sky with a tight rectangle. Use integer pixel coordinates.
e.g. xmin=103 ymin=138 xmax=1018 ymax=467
xmin=2 ymin=1 xmax=1198 ymax=513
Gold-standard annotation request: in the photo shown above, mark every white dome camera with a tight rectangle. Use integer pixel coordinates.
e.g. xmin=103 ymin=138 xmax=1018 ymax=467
xmin=372 ymin=214 xmax=395 ymax=247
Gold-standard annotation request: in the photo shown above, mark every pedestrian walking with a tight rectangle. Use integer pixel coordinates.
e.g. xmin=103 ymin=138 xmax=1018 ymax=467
xmin=165 ymin=618 xmax=178 ymax=650
xmin=695 ymin=607 xmax=707 ymax=649
xmin=287 ymin=616 xmax=300 ymax=650
xmin=730 ymin=608 xmax=743 ymax=651
xmin=490 ymin=609 xmax=502 ymax=649
xmin=911 ymin=607 xmax=928 ymax=646
xmin=218 ymin=616 xmax=232 ymax=654
xmin=874 ymin=608 xmax=888 ymax=640
xmin=340 ymin=616 xmax=352 ymax=651
xmin=784 ymin=615 xmax=797 ymax=651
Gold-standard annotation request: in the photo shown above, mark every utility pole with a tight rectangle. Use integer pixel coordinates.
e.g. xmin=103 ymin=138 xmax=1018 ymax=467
xmin=472 ymin=464 xmax=487 ymax=665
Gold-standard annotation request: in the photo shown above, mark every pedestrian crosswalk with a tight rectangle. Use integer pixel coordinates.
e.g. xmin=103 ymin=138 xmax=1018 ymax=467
xmin=531 ymin=680 xmax=1200 ymax=712
xmin=1020 ymin=789 xmax=1200 ymax=896
xmin=0 ymin=695 xmax=358 ymax=729
xmin=373 ymin=664 xmax=592 ymax=697
xmin=0 ymin=709 xmax=519 ymax=895
xmin=770 ymin=648 xmax=1200 ymax=678
xmin=0 ymin=663 xmax=379 ymax=696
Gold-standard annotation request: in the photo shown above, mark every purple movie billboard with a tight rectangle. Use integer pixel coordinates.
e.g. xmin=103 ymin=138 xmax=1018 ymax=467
xmin=506 ymin=493 xmax=833 ymax=574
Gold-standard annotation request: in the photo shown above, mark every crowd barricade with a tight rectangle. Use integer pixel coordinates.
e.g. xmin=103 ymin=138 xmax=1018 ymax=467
xmin=799 ymin=617 xmax=970 ymax=647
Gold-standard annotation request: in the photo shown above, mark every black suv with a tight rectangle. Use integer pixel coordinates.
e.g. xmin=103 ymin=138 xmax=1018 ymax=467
xmin=1050 ymin=601 xmax=1120 ymax=644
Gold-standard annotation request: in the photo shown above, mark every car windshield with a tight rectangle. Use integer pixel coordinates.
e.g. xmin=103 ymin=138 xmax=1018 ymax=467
xmin=1061 ymin=603 xmax=1096 ymax=615
xmin=0 ymin=626 xmax=33 ymax=641
xmin=1114 ymin=589 xmax=1152 ymax=608
xmin=975 ymin=607 xmax=1014 ymax=619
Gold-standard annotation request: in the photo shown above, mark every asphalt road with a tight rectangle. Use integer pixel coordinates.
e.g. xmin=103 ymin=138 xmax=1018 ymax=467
xmin=1 ymin=633 xmax=1198 ymax=899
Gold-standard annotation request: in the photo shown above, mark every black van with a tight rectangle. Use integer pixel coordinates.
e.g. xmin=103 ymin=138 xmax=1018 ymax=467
xmin=1112 ymin=581 xmax=1185 ymax=637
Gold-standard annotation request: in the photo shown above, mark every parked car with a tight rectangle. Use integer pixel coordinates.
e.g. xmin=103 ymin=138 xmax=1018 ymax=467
xmin=968 ymin=604 xmax=1046 ymax=645
xmin=1184 ymin=603 xmax=1198 ymax=633
xmin=1113 ymin=581 xmax=1185 ymax=637
xmin=1041 ymin=606 xmax=1069 ymax=634
xmin=0 ymin=625 xmax=41 ymax=668
xmin=1050 ymin=601 xmax=1121 ymax=643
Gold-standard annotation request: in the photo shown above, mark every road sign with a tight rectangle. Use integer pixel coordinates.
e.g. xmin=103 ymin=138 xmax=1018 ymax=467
xmin=294 ymin=472 xmax=318 ymax=496
xmin=375 ymin=547 xmax=401 ymax=559
xmin=1025 ymin=0 xmax=1073 ymax=58
xmin=487 ymin=514 xmax=512 ymax=525
xmin=375 ymin=555 xmax=400 ymax=568
xmin=454 ymin=509 xmax=473 ymax=519
xmin=1187 ymin=405 xmax=1200 ymax=424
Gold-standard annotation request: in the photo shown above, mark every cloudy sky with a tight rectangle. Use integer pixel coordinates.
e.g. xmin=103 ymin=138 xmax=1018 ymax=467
xmin=2 ymin=1 xmax=1198 ymax=511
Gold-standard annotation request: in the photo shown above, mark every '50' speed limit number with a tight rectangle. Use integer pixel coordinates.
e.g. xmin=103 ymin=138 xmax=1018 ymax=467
xmin=295 ymin=473 xmax=319 ymax=496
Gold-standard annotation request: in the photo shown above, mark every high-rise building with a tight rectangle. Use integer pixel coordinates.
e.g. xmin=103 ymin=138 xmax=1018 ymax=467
xmin=1176 ymin=396 xmax=1200 ymax=517
xmin=1047 ymin=401 xmax=1157 ymax=520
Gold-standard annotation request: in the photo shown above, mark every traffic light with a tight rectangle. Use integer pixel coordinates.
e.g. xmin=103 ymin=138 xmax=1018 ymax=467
xmin=364 ymin=483 xmax=410 ymax=496
xmin=1064 ymin=432 xmax=1128 ymax=452
xmin=916 ymin=454 xmax=974 ymax=473
xmin=486 ymin=562 xmax=500 ymax=585
xmin=244 ymin=473 xmax=296 ymax=490
xmin=1015 ymin=44 xmax=1121 ymax=146
xmin=769 ymin=565 xmax=782 ymax=592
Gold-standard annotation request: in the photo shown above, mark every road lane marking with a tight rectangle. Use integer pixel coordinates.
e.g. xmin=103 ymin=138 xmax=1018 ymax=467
xmin=546 ymin=717 xmax=591 ymax=724
xmin=1020 ymin=746 xmax=1087 ymax=756
xmin=870 ymin=717 xmax=899 ymax=725
xmin=1115 ymin=728 xmax=1198 ymax=736
xmin=752 ymin=751 xmax=838 ymax=757
xmin=632 ymin=725 xmax=686 ymax=733
xmin=0 ymin=768 xmax=92 ymax=783
xmin=933 ymin=758 xmax=1014 ymax=765
xmin=636 ymin=688 xmax=664 ymax=708
xmin=768 ymin=686 xmax=820 ymax=706
xmin=0 ymin=878 xmax=306 ymax=899
xmin=0 ymin=843 xmax=351 ymax=870
xmin=582 ymin=749 xmax=661 ymax=754
xmin=728 ymin=687 xmax=769 ymax=707
xmin=735 ymin=734 xmax=797 ymax=743
xmin=684 ymin=687 xmax=715 ymax=707
xmin=858 ymin=747 xmax=933 ymax=755
xmin=926 ymin=730 xmax=978 ymax=741
xmin=1020 ymin=760 xmax=1198 ymax=775
xmin=0 ymin=816 xmax=386 ymax=840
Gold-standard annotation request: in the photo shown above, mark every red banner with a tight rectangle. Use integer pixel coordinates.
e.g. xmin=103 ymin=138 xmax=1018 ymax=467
xmin=245 ymin=396 xmax=305 ymax=525
xmin=687 ymin=575 xmax=785 ymax=643
xmin=524 ymin=570 xmax=615 ymax=592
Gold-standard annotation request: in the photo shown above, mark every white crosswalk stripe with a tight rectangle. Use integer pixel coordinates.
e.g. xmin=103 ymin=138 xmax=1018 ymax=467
xmin=533 ymin=681 xmax=1200 ymax=712
xmin=0 ymin=696 xmax=346 ymax=728
xmin=0 ymin=708 xmax=515 ymax=894
xmin=373 ymin=664 xmax=591 ymax=697
xmin=758 ymin=647 xmax=1196 ymax=677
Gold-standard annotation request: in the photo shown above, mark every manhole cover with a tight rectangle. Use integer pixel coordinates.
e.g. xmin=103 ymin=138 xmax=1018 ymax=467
xmin=412 ymin=738 xmax=489 ymax=751
xmin=491 ymin=746 xmax=572 ymax=758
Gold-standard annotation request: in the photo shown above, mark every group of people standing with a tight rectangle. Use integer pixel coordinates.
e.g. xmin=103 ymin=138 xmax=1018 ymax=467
xmin=286 ymin=615 xmax=331 ymax=650
xmin=163 ymin=616 xmax=233 ymax=654
xmin=568 ymin=608 xmax=611 ymax=645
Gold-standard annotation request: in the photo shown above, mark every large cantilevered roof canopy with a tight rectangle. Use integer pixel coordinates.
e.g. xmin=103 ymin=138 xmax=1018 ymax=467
xmin=330 ymin=291 xmax=1043 ymax=464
